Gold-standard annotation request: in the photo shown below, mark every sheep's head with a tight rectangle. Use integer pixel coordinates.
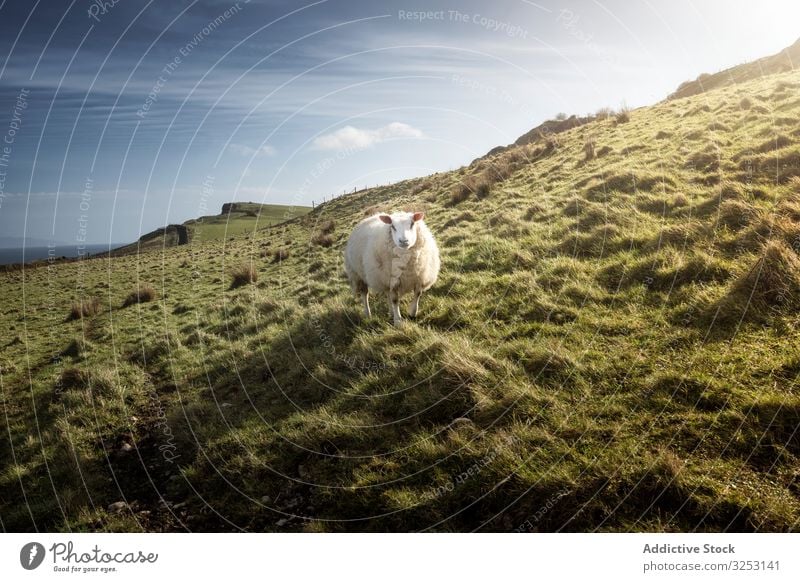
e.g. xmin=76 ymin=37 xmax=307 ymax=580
xmin=379 ymin=211 xmax=425 ymax=249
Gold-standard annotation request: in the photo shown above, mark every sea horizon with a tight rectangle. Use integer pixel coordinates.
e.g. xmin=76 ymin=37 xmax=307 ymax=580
xmin=0 ymin=243 xmax=126 ymax=265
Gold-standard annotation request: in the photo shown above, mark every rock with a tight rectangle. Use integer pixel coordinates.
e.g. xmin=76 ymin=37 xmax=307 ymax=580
xmin=276 ymin=518 xmax=288 ymax=527
xmin=260 ymin=496 xmax=271 ymax=504
xmin=107 ymin=501 xmax=128 ymax=513
xmin=120 ymin=442 xmax=133 ymax=453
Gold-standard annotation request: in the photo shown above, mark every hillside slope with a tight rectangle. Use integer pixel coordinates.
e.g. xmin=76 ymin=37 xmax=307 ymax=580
xmin=2 ymin=68 xmax=800 ymax=532
xmin=669 ymin=38 xmax=800 ymax=99
xmin=105 ymin=202 xmax=310 ymax=257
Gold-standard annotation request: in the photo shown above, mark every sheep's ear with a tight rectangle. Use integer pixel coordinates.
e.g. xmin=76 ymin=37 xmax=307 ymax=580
xmin=412 ymin=212 xmax=425 ymax=222
xmin=378 ymin=214 xmax=393 ymax=224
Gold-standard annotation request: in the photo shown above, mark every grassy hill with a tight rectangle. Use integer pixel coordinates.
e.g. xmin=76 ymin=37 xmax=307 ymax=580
xmin=2 ymin=67 xmax=800 ymax=532
xmin=105 ymin=202 xmax=310 ymax=257
xmin=186 ymin=202 xmax=311 ymax=243
xmin=669 ymin=38 xmax=800 ymax=100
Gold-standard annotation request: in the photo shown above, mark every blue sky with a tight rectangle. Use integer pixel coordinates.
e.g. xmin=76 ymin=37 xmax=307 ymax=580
xmin=0 ymin=0 xmax=798 ymax=245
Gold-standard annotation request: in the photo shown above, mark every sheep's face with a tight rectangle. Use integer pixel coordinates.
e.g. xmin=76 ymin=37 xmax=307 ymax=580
xmin=379 ymin=212 xmax=424 ymax=249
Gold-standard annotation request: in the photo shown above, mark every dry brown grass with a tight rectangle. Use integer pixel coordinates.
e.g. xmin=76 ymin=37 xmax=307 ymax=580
xmin=615 ymin=106 xmax=631 ymax=124
xmin=362 ymin=205 xmax=385 ymax=217
xmin=672 ymin=193 xmax=689 ymax=208
xmin=230 ymin=263 xmax=258 ymax=288
xmin=448 ymin=175 xmax=491 ymax=205
xmin=595 ymin=107 xmax=614 ymax=120
xmin=409 ymin=179 xmax=432 ymax=196
xmin=68 ymin=297 xmax=101 ymax=321
xmin=583 ymin=137 xmax=596 ymax=161
xmin=122 ymin=284 xmax=156 ymax=307
xmin=271 ymin=248 xmax=290 ymax=263
xmin=776 ymin=188 xmax=800 ymax=221
xmin=729 ymin=240 xmax=800 ymax=316
xmin=317 ymin=219 xmax=335 ymax=234
xmin=312 ymin=233 xmax=335 ymax=247
xmin=686 ymin=149 xmax=721 ymax=173
xmin=717 ymin=199 xmax=761 ymax=231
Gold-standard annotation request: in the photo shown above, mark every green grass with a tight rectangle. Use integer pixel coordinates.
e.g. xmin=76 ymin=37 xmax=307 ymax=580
xmin=186 ymin=203 xmax=309 ymax=242
xmin=2 ymin=70 xmax=800 ymax=532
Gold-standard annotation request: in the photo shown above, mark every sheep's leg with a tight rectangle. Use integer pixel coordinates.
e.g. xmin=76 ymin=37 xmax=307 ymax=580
xmin=356 ymin=280 xmax=370 ymax=317
xmin=408 ymin=290 xmax=422 ymax=318
xmin=361 ymin=290 xmax=371 ymax=318
xmin=389 ymin=289 xmax=402 ymax=325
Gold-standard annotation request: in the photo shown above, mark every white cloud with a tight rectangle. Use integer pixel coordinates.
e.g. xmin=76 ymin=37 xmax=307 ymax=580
xmin=312 ymin=122 xmax=424 ymax=151
xmin=228 ymin=143 xmax=277 ymax=157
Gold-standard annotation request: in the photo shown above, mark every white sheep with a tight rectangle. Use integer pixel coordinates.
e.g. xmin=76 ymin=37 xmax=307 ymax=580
xmin=344 ymin=211 xmax=440 ymax=325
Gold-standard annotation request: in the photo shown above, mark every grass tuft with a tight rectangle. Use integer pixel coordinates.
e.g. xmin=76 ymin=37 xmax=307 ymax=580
xmin=68 ymin=297 xmax=101 ymax=320
xmin=122 ymin=284 xmax=156 ymax=307
xmin=230 ymin=263 xmax=258 ymax=288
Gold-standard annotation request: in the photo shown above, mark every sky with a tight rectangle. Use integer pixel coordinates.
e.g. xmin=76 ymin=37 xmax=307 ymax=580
xmin=0 ymin=0 xmax=798 ymax=246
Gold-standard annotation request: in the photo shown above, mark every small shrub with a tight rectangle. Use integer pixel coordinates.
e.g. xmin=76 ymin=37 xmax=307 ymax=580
xmin=484 ymin=160 xmax=513 ymax=182
xmin=448 ymin=176 xmax=490 ymax=205
xmin=655 ymin=130 xmax=671 ymax=139
xmin=543 ymin=133 xmax=560 ymax=152
xmin=474 ymin=178 xmax=491 ymax=199
xmin=122 ymin=284 xmax=156 ymax=307
xmin=739 ymin=97 xmax=753 ymax=110
xmin=595 ymin=107 xmax=614 ymax=120
xmin=230 ymin=263 xmax=258 ymax=288
xmin=68 ymin=297 xmax=101 ymax=321
xmin=615 ymin=106 xmax=631 ymax=124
